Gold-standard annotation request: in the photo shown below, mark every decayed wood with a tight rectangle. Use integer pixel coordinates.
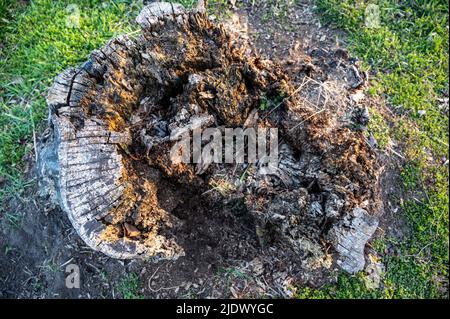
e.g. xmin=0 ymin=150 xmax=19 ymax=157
xmin=327 ymin=208 xmax=379 ymax=273
xmin=39 ymin=3 xmax=192 ymax=260
xmin=38 ymin=1 xmax=382 ymax=273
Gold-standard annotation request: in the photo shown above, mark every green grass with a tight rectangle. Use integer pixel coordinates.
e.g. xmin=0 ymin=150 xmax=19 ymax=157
xmin=0 ymin=0 xmax=143 ymax=202
xmin=0 ymin=0 xmax=227 ymax=185
xmin=259 ymin=92 xmax=285 ymax=111
xmin=296 ymin=0 xmax=449 ymax=299
xmin=117 ymin=273 xmax=144 ymax=299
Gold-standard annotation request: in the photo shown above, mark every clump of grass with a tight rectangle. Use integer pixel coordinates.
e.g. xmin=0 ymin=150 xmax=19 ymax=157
xmin=367 ymin=107 xmax=391 ymax=149
xmin=217 ymin=266 xmax=251 ymax=280
xmin=210 ymin=179 xmax=237 ymax=196
xmin=305 ymin=0 xmax=449 ymax=298
xmin=117 ymin=273 xmax=144 ymax=299
xmin=297 ymin=272 xmax=395 ymax=299
xmin=259 ymin=92 xmax=285 ymax=111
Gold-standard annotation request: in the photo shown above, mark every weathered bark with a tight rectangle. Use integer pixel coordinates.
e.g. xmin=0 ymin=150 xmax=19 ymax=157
xmin=38 ymin=2 xmax=382 ymax=274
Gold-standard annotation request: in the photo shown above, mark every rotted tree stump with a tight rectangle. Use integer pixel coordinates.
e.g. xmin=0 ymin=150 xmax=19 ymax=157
xmin=38 ymin=2 xmax=382 ymax=273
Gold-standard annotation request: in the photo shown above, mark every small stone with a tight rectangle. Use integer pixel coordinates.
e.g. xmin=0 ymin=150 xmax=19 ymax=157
xmin=309 ymin=201 xmax=323 ymax=217
xmin=364 ymin=255 xmax=385 ymax=290
xmin=188 ymin=73 xmax=203 ymax=86
xmin=350 ymin=90 xmax=365 ymax=103
xmin=352 ymin=106 xmax=370 ymax=129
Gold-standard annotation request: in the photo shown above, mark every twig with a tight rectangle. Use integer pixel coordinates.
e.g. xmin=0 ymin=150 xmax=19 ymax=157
xmin=147 ymin=263 xmax=180 ymax=293
xmin=29 ymin=106 xmax=38 ymax=162
xmin=387 ymin=146 xmax=405 ymax=160
xmin=59 ymin=258 xmax=74 ymax=269
xmin=403 ymin=243 xmax=432 ymax=259
xmin=262 ymin=76 xmax=309 ymax=120
xmin=429 ymin=134 xmax=449 ymax=147
xmin=288 ymin=108 xmax=327 ymax=132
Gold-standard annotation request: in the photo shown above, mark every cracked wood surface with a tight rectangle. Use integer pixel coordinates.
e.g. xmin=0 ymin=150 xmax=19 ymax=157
xmin=38 ymin=2 xmax=381 ymax=273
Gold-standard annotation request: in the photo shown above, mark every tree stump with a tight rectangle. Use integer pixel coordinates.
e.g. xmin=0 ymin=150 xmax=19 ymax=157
xmin=38 ymin=2 xmax=382 ymax=273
